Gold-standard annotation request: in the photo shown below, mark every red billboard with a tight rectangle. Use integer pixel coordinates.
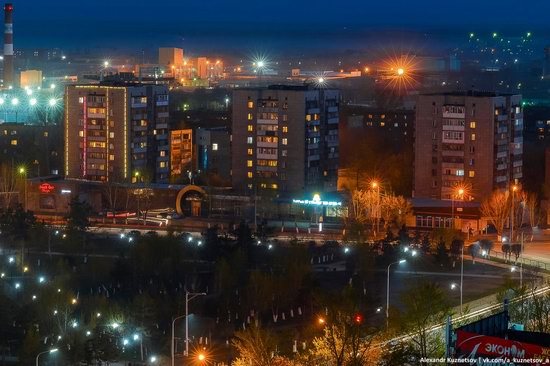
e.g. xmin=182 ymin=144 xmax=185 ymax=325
xmin=455 ymin=330 xmax=550 ymax=364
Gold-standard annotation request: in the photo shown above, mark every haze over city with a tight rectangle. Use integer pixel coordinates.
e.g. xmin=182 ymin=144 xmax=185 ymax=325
xmin=1 ymin=1 xmax=550 ymax=365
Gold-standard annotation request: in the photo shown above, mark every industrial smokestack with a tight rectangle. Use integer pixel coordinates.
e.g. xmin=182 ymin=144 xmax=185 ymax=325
xmin=3 ymin=3 xmax=13 ymax=88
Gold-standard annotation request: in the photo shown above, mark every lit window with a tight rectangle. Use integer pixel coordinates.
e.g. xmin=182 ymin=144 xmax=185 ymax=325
xmin=282 ymin=138 xmax=288 ymax=145
xmin=470 ymin=121 xmax=476 ymax=129
xmin=109 ymin=132 xmax=115 ymax=138
xmin=270 ymin=184 xmax=278 ymax=189
xmin=306 ymin=115 xmax=312 ymax=122
xmin=247 ymin=160 xmax=253 ymax=167
xmin=78 ymin=130 xmax=84 ymax=137
xmin=43 ymin=132 xmax=48 ymax=137
xmin=456 ymin=169 xmax=464 ymax=176
xmin=247 ymin=101 xmax=254 ymax=109
xmin=247 ymin=184 xmax=253 ymax=189
xmin=78 ymin=97 xmax=84 ymax=104
xmin=109 ymin=154 xmax=115 ymax=161
xmin=282 ymin=126 xmax=288 ymax=133
xmin=380 ymin=122 xmax=385 ymax=127
xmin=247 ymin=148 xmax=253 ymax=155
xmin=10 ymin=139 xmax=17 ymax=145
xmin=160 ymin=161 xmax=166 ymax=168
xmin=471 ymin=133 xmax=476 ymax=141
xmin=247 ymin=137 xmax=253 ymax=144
xmin=160 ymin=151 xmax=166 ymax=157
xmin=247 ymin=125 xmax=253 ymax=132
xmin=212 ymin=143 xmax=218 ymax=151
xmin=247 ymin=172 xmax=253 ymax=178
xmin=247 ymin=113 xmax=253 ymax=120
xmin=469 ymin=170 xmax=475 ymax=178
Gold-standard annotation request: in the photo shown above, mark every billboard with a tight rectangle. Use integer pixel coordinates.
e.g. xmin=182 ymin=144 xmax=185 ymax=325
xmin=455 ymin=330 xmax=550 ymax=365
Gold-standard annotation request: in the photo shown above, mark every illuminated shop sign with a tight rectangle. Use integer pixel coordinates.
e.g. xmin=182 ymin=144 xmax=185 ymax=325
xmin=39 ymin=183 xmax=55 ymax=193
xmin=292 ymin=194 xmax=342 ymax=207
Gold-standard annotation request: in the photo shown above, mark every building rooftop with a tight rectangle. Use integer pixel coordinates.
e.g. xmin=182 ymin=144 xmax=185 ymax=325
xmin=420 ymin=90 xmax=518 ymax=98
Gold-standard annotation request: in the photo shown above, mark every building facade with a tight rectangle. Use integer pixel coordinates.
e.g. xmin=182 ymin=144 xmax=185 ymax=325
xmin=64 ymin=83 xmax=170 ymax=183
xmin=170 ymin=129 xmax=193 ymax=181
xmin=196 ymin=127 xmax=231 ymax=184
xmin=414 ymin=91 xmax=523 ymax=200
xmin=232 ymin=85 xmax=340 ymax=195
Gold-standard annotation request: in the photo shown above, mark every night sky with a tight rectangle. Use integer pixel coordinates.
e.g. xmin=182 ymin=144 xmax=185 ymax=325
xmin=12 ymin=0 xmax=550 ymax=50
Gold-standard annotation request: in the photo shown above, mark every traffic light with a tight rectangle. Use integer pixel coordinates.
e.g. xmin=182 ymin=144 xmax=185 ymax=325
xmin=354 ymin=314 xmax=363 ymax=324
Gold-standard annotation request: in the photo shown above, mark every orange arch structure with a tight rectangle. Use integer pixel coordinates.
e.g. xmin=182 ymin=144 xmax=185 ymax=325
xmin=175 ymin=185 xmax=207 ymax=216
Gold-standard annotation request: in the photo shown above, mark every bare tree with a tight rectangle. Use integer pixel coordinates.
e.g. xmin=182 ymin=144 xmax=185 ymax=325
xmin=0 ymin=163 xmax=17 ymax=208
xmin=523 ymin=192 xmax=539 ymax=241
xmin=481 ymin=190 xmax=510 ymax=240
xmin=381 ymin=195 xmax=412 ymax=229
xmin=103 ymin=180 xmax=122 ymax=224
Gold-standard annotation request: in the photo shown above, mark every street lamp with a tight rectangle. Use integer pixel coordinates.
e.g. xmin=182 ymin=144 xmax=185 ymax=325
xmin=450 ymin=282 xmax=463 ymax=315
xmin=36 ymin=348 xmax=58 ymax=366
xmin=386 ymin=259 xmax=406 ymax=327
xmin=171 ymin=291 xmax=207 ymax=366
xmin=18 ymin=166 xmax=27 ymax=211
xmin=511 ymin=185 xmax=519 ymax=243
xmin=451 ymin=187 xmax=465 ymax=230
xmin=371 ymin=181 xmax=381 ymax=236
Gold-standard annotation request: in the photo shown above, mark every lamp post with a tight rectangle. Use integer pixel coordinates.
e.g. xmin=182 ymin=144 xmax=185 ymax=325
xmin=511 ymin=185 xmax=518 ymax=243
xmin=460 ymin=242 xmax=464 ymax=314
xmin=451 ymin=188 xmax=464 ymax=230
xmin=18 ymin=166 xmax=27 ymax=211
xmin=171 ymin=314 xmax=186 ymax=366
xmin=185 ymin=291 xmax=206 ymax=357
xmin=372 ymin=181 xmax=380 ymax=236
xmin=36 ymin=348 xmax=58 ymax=366
xmin=450 ymin=283 xmax=463 ymax=315
xmin=172 ymin=291 xmax=207 ymax=366
xmin=386 ymin=259 xmax=406 ymax=328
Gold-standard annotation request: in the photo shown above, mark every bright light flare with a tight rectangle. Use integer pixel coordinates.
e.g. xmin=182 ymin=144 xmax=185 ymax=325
xmin=380 ymin=53 xmax=419 ymax=94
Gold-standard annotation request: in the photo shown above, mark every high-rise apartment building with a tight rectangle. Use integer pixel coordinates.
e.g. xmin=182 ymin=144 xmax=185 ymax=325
xmin=414 ymin=91 xmax=523 ymax=200
xmin=170 ymin=129 xmax=193 ymax=180
xmin=64 ymin=83 xmax=170 ymax=183
xmin=232 ymin=85 xmax=340 ymax=194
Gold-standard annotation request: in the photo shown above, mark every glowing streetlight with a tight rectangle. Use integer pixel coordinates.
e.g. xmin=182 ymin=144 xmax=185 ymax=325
xmin=36 ymin=349 xmax=58 ymax=365
xmin=397 ymin=68 xmax=405 ymax=76
xmin=318 ymin=317 xmax=326 ymax=325
xmin=86 ymin=331 xmax=91 ymax=336
xmin=29 ymin=98 xmax=37 ymax=106
xmin=133 ymin=333 xmax=140 ymax=341
xmin=111 ymin=322 xmax=120 ymax=329
xmin=48 ymin=98 xmax=57 ymax=107
xmin=198 ymin=353 xmax=206 ymax=362
xmin=123 ymin=338 xmax=129 ymax=346
xmin=50 ymin=83 xmax=56 ymax=89
xmin=11 ymin=98 xmax=18 ymax=106
xmin=257 ymin=60 xmax=265 ymax=68
xmin=386 ymin=259 xmax=406 ymax=327
xmin=150 ymin=356 xmax=158 ymax=363
xmin=14 ymin=282 xmax=20 ymax=289
xmin=104 ymin=61 xmax=109 ymax=67
xmin=318 ymin=77 xmax=325 ymax=84
xmin=26 ymin=88 xmax=33 ymax=96
xmin=0 ymin=98 xmax=4 ymax=105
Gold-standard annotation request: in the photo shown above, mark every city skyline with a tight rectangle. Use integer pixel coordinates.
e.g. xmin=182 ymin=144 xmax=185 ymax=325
xmin=10 ymin=0 xmax=550 ymax=50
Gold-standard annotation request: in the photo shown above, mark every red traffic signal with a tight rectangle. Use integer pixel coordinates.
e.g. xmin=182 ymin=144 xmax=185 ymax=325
xmin=354 ymin=314 xmax=363 ymax=324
